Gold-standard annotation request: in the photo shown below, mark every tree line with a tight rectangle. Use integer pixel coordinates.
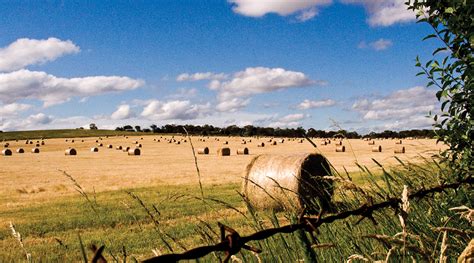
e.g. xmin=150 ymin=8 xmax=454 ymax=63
xmin=114 ymin=124 xmax=435 ymax=139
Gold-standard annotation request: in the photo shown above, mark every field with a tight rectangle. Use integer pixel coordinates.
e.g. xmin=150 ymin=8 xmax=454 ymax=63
xmin=0 ymin=132 xmax=449 ymax=261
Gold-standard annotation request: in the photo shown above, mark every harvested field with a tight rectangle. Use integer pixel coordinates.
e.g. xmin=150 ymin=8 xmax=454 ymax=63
xmin=0 ymin=136 xmax=446 ymax=210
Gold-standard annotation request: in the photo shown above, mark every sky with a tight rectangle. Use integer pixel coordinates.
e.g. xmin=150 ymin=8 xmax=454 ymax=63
xmin=0 ymin=0 xmax=442 ymax=133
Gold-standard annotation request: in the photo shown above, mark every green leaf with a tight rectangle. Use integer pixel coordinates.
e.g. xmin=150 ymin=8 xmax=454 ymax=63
xmin=445 ymin=7 xmax=454 ymax=14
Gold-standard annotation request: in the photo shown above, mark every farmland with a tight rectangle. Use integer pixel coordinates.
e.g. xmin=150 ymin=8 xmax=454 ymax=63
xmin=0 ymin=132 xmax=449 ymax=261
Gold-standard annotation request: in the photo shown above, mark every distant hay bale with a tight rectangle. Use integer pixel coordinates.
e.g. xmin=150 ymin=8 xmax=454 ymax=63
xmin=95 ymin=140 xmax=99 ymax=143
xmin=217 ymin=147 xmax=231 ymax=156
xmin=65 ymin=148 xmax=77 ymax=155
xmin=335 ymin=141 xmax=343 ymax=146
xmin=65 ymin=139 xmax=68 ymax=142
xmin=128 ymin=148 xmax=141 ymax=156
xmin=368 ymin=140 xmax=375 ymax=145
xmin=41 ymin=141 xmax=45 ymax=145
xmin=71 ymin=139 xmax=75 ymax=143
xmin=326 ymin=140 xmax=331 ymax=144
xmin=29 ymin=141 xmax=33 ymax=144
xmin=241 ymin=141 xmax=247 ymax=145
xmin=25 ymin=140 xmax=29 ymax=145
xmin=242 ymin=153 xmax=333 ymax=211
xmin=116 ymin=146 xmax=123 ymax=150
xmin=320 ymin=141 xmax=327 ymax=146
xmin=372 ymin=145 xmax=382 ymax=152
xmin=335 ymin=146 xmax=345 ymax=152
xmin=3 ymin=143 xmax=9 ymax=147
xmin=257 ymin=142 xmax=265 ymax=147
xmin=107 ymin=144 xmax=113 ymax=148
xmin=197 ymin=147 xmax=209 ymax=155
xmin=137 ymin=143 xmax=142 ymax=147
xmin=2 ymin=149 xmax=12 ymax=156
xmin=16 ymin=148 xmax=24 ymax=153
xmin=134 ymin=141 xmax=138 ymax=144
xmin=223 ymin=141 xmax=229 ymax=145
xmin=91 ymin=147 xmax=99 ymax=152
xmin=278 ymin=139 xmax=284 ymax=143
xmin=31 ymin=148 xmax=40 ymax=153
xmin=298 ymin=139 xmax=304 ymax=143
xmin=123 ymin=146 xmax=130 ymax=152
xmin=271 ymin=141 xmax=277 ymax=145
xmin=35 ymin=143 xmax=40 ymax=147
xmin=97 ymin=143 xmax=103 ymax=147
xmin=81 ymin=140 xmax=84 ymax=142
xmin=395 ymin=140 xmax=403 ymax=144
xmin=236 ymin=148 xmax=249 ymax=155
xmin=394 ymin=146 xmax=405 ymax=154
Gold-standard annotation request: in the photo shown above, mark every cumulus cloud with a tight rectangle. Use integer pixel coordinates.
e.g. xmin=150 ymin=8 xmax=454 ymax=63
xmin=229 ymin=0 xmax=331 ymax=21
xmin=0 ymin=103 xmax=32 ymax=116
xmin=342 ymin=0 xmax=415 ymax=26
xmin=111 ymin=104 xmax=134 ymax=120
xmin=216 ymin=97 xmax=250 ymax=112
xmin=269 ymin=113 xmax=309 ymax=128
xmin=141 ymin=100 xmax=211 ymax=120
xmin=358 ymin=38 xmax=393 ymax=51
xmin=176 ymin=72 xmax=228 ymax=82
xmin=0 ymin=69 xmax=144 ymax=107
xmin=210 ymin=67 xmax=320 ymax=112
xmin=0 ymin=38 xmax=80 ymax=72
xmin=297 ymin=99 xmax=336 ymax=109
xmin=167 ymin=88 xmax=198 ymax=99
xmin=352 ymin=86 xmax=438 ymax=122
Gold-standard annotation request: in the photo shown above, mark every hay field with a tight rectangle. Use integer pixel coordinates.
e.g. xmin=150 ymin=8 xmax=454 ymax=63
xmin=0 ymin=135 xmax=446 ymax=211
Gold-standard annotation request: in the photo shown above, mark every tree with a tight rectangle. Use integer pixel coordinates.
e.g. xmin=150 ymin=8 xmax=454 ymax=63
xmin=89 ymin=123 xmax=98 ymax=130
xmin=135 ymin=126 xmax=141 ymax=132
xmin=408 ymin=0 xmax=473 ymax=175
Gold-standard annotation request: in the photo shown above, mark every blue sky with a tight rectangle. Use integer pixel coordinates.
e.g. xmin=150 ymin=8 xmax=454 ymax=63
xmin=0 ymin=0 xmax=441 ymax=133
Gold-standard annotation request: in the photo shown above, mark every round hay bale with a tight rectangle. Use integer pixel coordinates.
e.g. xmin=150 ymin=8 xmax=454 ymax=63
xmin=116 ymin=146 xmax=123 ymax=150
xmin=395 ymin=140 xmax=403 ymax=144
xmin=134 ymin=141 xmax=138 ymax=144
xmin=3 ymin=143 xmax=9 ymax=148
xmin=236 ymin=148 xmax=249 ymax=155
xmin=241 ymin=141 xmax=247 ymax=145
xmin=35 ymin=143 xmax=40 ymax=147
xmin=65 ymin=139 xmax=68 ymax=142
xmin=128 ymin=148 xmax=141 ymax=156
xmin=271 ymin=141 xmax=277 ymax=145
xmin=16 ymin=148 xmax=24 ymax=153
xmin=97 ymin=143 xmax=103 ymax=147
xmin=71 ymin=139 xmax=75 ymax=143
xmin=257 ymin=142 xmax=265 ymax=147
xmin=242 ymin=153 xmax=333 ymax=211
xmin=107 ymin=144 xmax=113 ymax=148
xmin=335 ymin=141 xmax=343 ymax=146
xmin=394 ymin=146 xmax=405 ymax=154
xmin=65 ymin=148 xmax=77 ymax=155
xmin=175 ymin=141 xmax=181 ymax=145
xmin=31 ymin=148 xmax=40 ymax=153
xmin=25 ymin=140 xmax=29 ymax=144
xmin=217 ymin=147 xmax=231 ymax=156
xmin=2 ymin=149 xmax=12 ymax=156
xmin=298 ymin=139 xmax=304 ymax=143
xmin=320 ymin=141 xmax=327 ymax=146
xmin=29 ymin=141 xmax=33 ymax=144
xmin=81 ymin=140 xmax=84 ymax=142
xmin=278 ymin=139 xmax=284 ymax=143
xmin=371 ymin=145 xmax=382 ymax=152
xmin=137 ymin=143 xmax=142 ymax=148
xmin=223 ymin=141 xmax=228 ymax=145
xmin=41 ymin=141 xmax=45 ymax=145
xmin=368 ymin=140 xmax=375 ymax=145
xmin=123 ymin=146 xmax=130 ymax=152
xmin=326 ymin=140 xmax=331 ymax=144
xmin=95 ymin=140 xmax=99 ymax=143
xmin=335 ymin=146 xmax=345 ymax=152
xmin=197 ymin=147 xmax=209 ymax=155
xmin=91 ymin=147 xmax=99 ymax=152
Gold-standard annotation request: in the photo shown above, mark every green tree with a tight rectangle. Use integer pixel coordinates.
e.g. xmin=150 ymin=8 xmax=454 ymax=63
xmin=408 ymin=0 xmax=473 ymax=176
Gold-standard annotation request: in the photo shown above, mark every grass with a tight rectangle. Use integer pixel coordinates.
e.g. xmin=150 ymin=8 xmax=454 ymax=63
xmin=0 ymin=129 xmax=155 ymax=141
xmin=1 ymin=160 xmax=472 ymax=262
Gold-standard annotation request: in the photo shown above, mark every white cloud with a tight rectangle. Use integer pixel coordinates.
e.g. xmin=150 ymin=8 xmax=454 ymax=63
xmin=176 ymin=72 xmax=228 ymax=82
xmin=0 ymin=69 xmax=144 ymax=107
xmin=166 ymin=88 xmax=198 ymax=99
xmin=358 ymin=38 xmax=393 ymax=51
xmin=352 ymin=86 xmax=438 ymax=122
xmin=0 ymin=103 xmax=32 ymax=116
xmin=141 ymin=100 xmax=211 ymax=120
xmin=0 ymin=38 xmax=80 ymax=72
xmin=111 ymin=104 xmax=134 ymax=120
xmin=27 ymin=113 xmax=52 ymax=125
xmin=298 ymin=99 xmax=336 ymax=109
xmin=216 ymin=97 xmax=250 ymax=112
xmin=229 ymin=0 xmax=331 ymax=21
xmin=269 ymin=113 xmax=309 ymax=128
xmin=342 ymin=0 xmax=415 ymax=26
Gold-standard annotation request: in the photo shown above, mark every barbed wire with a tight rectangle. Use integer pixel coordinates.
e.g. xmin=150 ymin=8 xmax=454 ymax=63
xmin=138 ymin=176 xmax=472 ymax=263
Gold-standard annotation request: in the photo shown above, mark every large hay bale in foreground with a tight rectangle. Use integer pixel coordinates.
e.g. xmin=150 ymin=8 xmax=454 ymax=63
xmin=197 ymin=147 xmax=209 ymax=155
xmin=242 ymin=153 xmax=333 ymax=211
xmin=31 ymin=148 xmax=40 ymax=153
xmin=372 ymin=145 xmax=382 ymax=152
xmin=217 ymin=147 xmax=231 ymax=156
xmin=236 ymin=148 xmax=249 ymax=155
xmin=128 ymin=148 xmax=141 ymax=156
xmin=394 ymin=146 xmax=405 ymax=154
xmin=2 ymin=149 xmax=12 ymax=156
xmin=65 ymin=148 xmax=77 ymax=155
xmin=335 ymin=146 xmax=345 ymax=152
